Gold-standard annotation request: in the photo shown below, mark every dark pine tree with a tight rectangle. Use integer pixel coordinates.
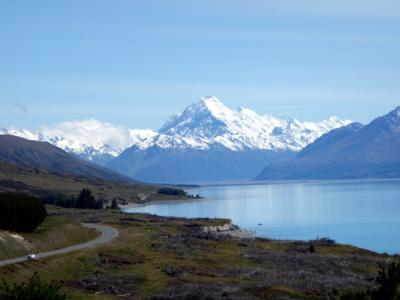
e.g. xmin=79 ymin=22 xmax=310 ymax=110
xmin=75 ymin=189 xmax=104 ymax=209
xmin=111 ymin=198 xmax=119 ymax=210
xmin=96 ymin=198 xmax=104 ymax=210
xmin=0 ymin=193 xmax=46 ymax=233
xmin=75 ymin=189 xmax=96 ymax=209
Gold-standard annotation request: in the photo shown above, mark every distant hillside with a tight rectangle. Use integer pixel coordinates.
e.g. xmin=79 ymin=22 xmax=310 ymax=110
xmin=0 ymin=135 xmax=131 ymax=183
xmin=256 ymin=106 xmax=400 ymax=180
xmin=0 ymin=160 xmax=168 ymax=204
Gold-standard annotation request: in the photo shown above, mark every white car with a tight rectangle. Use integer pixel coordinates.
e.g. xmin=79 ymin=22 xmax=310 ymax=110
xmin=27 ymin=254 xmax=37 ymax=260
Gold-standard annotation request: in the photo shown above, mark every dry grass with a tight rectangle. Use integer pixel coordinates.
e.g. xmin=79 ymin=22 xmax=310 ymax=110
xmin=0 ymin=161 xmax=193 ymax=205
xmin=0 ymin=215 xmax=99 ymax=260
xmin=0 ymin=208 xmax=387 ymax=299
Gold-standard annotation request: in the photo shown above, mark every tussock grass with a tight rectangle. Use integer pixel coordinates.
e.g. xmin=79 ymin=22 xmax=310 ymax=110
xmin=0 ymin=208 xmax=389 ymax=299
xmin=0 ymin=216 xmax=98 ymax=260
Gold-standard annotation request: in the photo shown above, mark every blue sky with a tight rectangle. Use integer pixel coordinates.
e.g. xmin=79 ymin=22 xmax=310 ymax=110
xmin=1 ymin=0 xmax=400 ymax=130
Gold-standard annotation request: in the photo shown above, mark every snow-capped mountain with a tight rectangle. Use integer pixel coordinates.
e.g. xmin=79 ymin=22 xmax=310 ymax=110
xmin=38 ymin=120 xmax=157 ymax=164
xmin=0 ymin=96 xmax=351 ymax=183
xmin=0 ymin=120 xmax=158 ymax=165
xmin=0 ymin=126 xmax=39 ymax=141
xmin=155 ymin=96 xmax=350 ymax=152
xmin=107 ymin=97 xmax=351 ymax=183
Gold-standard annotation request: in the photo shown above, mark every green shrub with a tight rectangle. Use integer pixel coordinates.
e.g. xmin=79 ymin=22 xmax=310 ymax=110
xmin=0 ymin=273 xmax=67 ymax=300
xmin=332 ymin=260 xmax=400 ymax=300
xmin=0 ymin=193 xmax=46 ymax=233
xmin=372 ymin=261 xmax=400 ymax=300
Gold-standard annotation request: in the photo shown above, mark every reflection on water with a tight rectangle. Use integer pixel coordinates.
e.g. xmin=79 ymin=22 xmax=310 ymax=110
xmin=125 ymin=180 xmax=400 ymax=254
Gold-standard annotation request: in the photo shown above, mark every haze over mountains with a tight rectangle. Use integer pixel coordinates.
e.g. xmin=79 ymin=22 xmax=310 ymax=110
xmin=256 ymin=106 xmax=400 ymax=180
xmin=0 ymin=97 xmax=350 ymax=183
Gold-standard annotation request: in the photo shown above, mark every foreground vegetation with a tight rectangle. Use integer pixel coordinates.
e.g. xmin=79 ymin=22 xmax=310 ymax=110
xmin=0 ymin=273 xmax=67 ymax=300
xmin=0 ymin=207 xmax=395 ymax=299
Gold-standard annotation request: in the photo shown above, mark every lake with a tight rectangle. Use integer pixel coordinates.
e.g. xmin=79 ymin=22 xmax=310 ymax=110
xmin=125 ymin=179 xmax=400 ymax=254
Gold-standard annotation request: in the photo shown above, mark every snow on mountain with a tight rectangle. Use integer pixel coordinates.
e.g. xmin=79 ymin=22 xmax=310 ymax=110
xmin=0 ymin=126 xmax=39 ymax=141
xmin=39 ymin=119 xmax=136 ymax=160
xmin=0 ymin=96 xmax=351 ymax=165
xmin=155 ymin=96 xmax=351 ymax=151
xmin=128 ymin=129 xmax=159 ymax=150
xmin=0 ymin=120 xmax=157 ymax=164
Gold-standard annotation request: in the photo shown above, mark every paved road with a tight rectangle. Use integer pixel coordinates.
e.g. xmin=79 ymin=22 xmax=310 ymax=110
xmin=0 ymin=223 xmax=119 ymax=268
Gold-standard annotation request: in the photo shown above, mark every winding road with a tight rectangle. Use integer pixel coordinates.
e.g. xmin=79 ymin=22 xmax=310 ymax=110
xmin=0 ymin=223 xmax=119 ymax=268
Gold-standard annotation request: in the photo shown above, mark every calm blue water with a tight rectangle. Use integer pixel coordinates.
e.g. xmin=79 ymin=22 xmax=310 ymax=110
xmin=125 ymin=180 xmax=400 ymax=254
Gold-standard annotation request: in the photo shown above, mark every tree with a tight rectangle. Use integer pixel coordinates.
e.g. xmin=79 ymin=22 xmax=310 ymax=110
xmin=75 ymin=189 xmax=96 ymax=209
xmin=0 ymin=193 xmax=46 ymax=233
xmin=41 ymin=194 xmax=76 ymax=208
xmin=111 ymin=198 xmax=119 ymax=210
xmin=74 ymin=189 xmax=105 ymax=210
xmin=96 ymin=198 xmax=104 ymax=210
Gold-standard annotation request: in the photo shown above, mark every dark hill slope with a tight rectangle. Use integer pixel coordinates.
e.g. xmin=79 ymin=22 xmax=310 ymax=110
xmin=0 ymin=160 xmax=172 ymax=204
xmin=0 ymin=135 xmax=131 ymax=183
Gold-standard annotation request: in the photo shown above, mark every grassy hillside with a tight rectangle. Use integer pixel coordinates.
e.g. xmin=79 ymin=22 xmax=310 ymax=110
xmin=0 ymin=216 xmax=98 ymax=260
xmin=0 ymin=135 xmax=131 ymax=183
xmin=0 ymin=207 xmax=388 ymax=299
xmin=0 ymin=161 xmax=190 ymax=205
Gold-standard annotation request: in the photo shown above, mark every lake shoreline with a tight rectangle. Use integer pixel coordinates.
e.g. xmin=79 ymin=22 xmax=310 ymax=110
xmin=123 ymin=180 xmax=400 ymax=254
xmin=186 ymin=177 xmax=400 ymax=188
xmin=3 ymin=206 xmax=387 ymax=299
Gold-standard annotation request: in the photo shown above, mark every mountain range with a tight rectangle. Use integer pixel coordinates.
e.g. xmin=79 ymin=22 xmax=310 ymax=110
xmin=256 ymin=106 xmax=400 ymax=180
xmin=0 ymin=97 xmax=350 ymax=183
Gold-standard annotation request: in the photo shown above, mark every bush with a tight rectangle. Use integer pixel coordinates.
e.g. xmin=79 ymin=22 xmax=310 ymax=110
xmin=158 ymin=187 xmax=187 ymax=196
xmin=372 ymin=261 xmax=400 ymax=300
xmin=332 ymin=260 xmax=400 ymax=300
xmin=0 ymin=272 xmax=67 ymax=300
xmin=0 ymin=193 xmax=46 ymax=233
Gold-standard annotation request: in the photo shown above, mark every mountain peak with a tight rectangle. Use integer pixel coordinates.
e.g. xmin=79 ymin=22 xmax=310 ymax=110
xmin=200 ymin=96 xmax=222 ymax=106
xmin=388 ymin=106 xmax=400 ymax=117
xmin=159 ymin=96 xmax=234 ymax=135
xmin=157 ymin=96 xmax=351 ymax=151
xmin=375 ymin=105 xmax=400 ymax=125
xmin=370 ymin=105 xmax=400 ymax=131
xmin=197 ymin=96 xmax=232 ymax=117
